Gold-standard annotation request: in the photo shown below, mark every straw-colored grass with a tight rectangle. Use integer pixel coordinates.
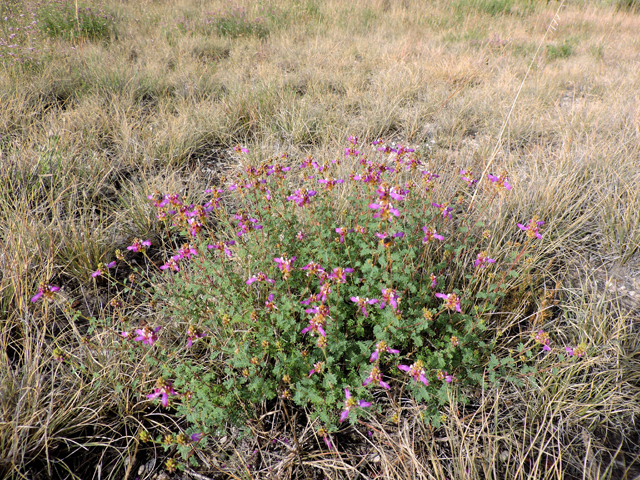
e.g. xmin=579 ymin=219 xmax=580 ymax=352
xmin=1 ymin=0 xmax=639 ymax=478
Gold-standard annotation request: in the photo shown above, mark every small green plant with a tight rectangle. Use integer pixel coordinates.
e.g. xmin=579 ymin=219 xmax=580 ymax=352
xmin=546 ymin=38 xmax=576 ymax=60
xmin=205 ymin=6 xmax=268 ymax=39
xmin=37 ymin=0 xmax=115 ymax=42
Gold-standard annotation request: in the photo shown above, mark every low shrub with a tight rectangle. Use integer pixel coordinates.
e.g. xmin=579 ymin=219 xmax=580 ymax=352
xmin=37 ymin=0 xmax=115 ymax=42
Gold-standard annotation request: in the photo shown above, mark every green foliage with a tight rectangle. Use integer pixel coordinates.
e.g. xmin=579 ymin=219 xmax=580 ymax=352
xmin=546 ymin=38 xmax=577 ymax=60
xmin=119 ymin=140 xmax=550 ymax=440
xmin=205 ymin=6 xmax=269 ymax=39
xmin=37 ymin=1 xmax=115 ymax=41
xmin=617 ymin=0 xmax=640 ymax=12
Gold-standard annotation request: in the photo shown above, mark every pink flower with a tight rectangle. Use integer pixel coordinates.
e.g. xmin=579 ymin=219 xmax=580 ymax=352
xmin=160 ymin=258 xmax=180 ymax=272
xmin=31 ymin=284 xmax=60 ymax=302
xmin=369 ymin=340 xmax=400 ymax=362
xmin=435 ymin=292 xmax=462 ymax=313
xmin=487 ymin=173 xmax=512 ymax=191
xmin=422 ymin=226 xmax=444 ymax=243
xmin=92 ymin=261 xmax=117 ymax=278
xmin=127 ymin=239 xmax=151 ymax=252
xmin=296 ymin=231 xmax=306 ymax=240
xmin=348 ymin=135 xmax=358 ymax=145
xmin=351 ymin=297 xmax=379 ymax=317
xmin=173 ymin=244 xmax=198 ymax=260
xmin=535 ymin=330 xmax=551 ymax=352
xmin=398 ymin=360 xmax=429 ymax=386
xmin=274 ymin=255 xmax=296 ymax=279
xmin=134 ymin=326 xmax=161 ymax=346
xmin=474 ymin=252 xmax=496 ymax=268
xmin=265 ymin=293 xmax=278 ymax=312
xmin=301 ymin=262 xmax=325 ymax=279
xmin=234 ymin=145 xmax=249 ymax=154
xmin=328 ymin=267 xmax=353 ymax=284
xmin=517 ymin=218 xmax=545 ymax=239
xmin=186 ymin=326 xmax=205 ymax=347
xmin=363 ymin=366 xmax=390 ymax=389
xmin=430 ymin=273 xmax=437 ymax=289
xmin=207 ymin=240 xmax=235 ymax=257
xmin=246 ymin=272 xmax=276 ymax=285
xmin=335 ymin=227 xmax=353 ymax=243
xmin=460 ymin=169 xmax=477 ymax=187
xmin=432 ymin=203 xmax=453 ymax=220
xmin=308 ymin=361 xmax=325 ymax=377
xmin=375 ymin=231 xmax=404 ymax=247
xmin=380 ymin=288 xmax=399 ymax=310
xmin=339 ymin=388 xmax=371 ymax=423
xmin=146 ymin=379 xmax=177 ymax=407
xmin=287 ymin=188 xmax=317 ymax=207
xmin=301 ymin=305 xmax=329 ymax=337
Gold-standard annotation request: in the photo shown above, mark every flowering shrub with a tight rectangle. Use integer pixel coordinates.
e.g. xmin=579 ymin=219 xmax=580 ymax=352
xmin=67 ymin=138 xmax=588 ymax=465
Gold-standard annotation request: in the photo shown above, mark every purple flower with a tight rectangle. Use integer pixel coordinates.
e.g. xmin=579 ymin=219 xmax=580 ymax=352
xmin=369 ymin=341 xmax=400 ymax=362
xmin=301 ymin=262 xmax=325 ymax=278
xmin=31 ymin=284 xmax=60 ymax=302
xmin=301 ymin=305 xmax=329 ymax=338
xmin=173 ymin=243 xmax=198 ymax=260
xmin=146 ymin=379 xmax=177 ymax=407
xmin=286 ymin=188 xmax=317 ymax=207
xmin=460 ymin=169 xmax=477 ymax=187
xmin=246 ymin=272 xmax=276 ymax=285
xmin=435 ymin=292 xmax=462 ymax=313
xmin=535 ymin=330 xmax=551 ymax=351
xmin=134 ymin=326 xmax=161 ymax=346
xmin=422 ymin=226 xmax=444 ymax=243
xmin=328 ymin=267 xmax=353 ymax=284
xmin=127 ymin=239 xmax=151 ymax=252
xmin=335 ymin=227 xmax=353 ymax=244
xmin=432 ymin=203 xmax=453 ymax=220
xmin=207 ymin=240 xmax=235 ymax=258
xmin=348 ymin=135 xmax=358 ymax=145
xmin=160 ymin=258 xmax=180 ymax=272
xmin=317 ymin=177 xmax=344 ymax=190
xmin=430 ymin=273 xmax=438 ymax=289
xmin=369 ymin=202 xmax=400 ymax=221
xmin=380 ymin=288 xmax=399 ymax=310
xmin=234 ymin=145 xmax=249 ymax=154
xmin=274 ymin=255 xmax=296 ymax=279
xmin=375 ymin=231 xmax=404 ymax=247
xmin=351 ymin=297 xmax=379 ymax=317
xmin=186 ymin=326 xmax=205 ymax=347
xmin=308 ymin=361 xmax=325 ymax=377
xmin=339 ymin=388 xmax=371 ymax=423
xmin=398 ymin=360 xmax=429 ymax=386
xmin=92 ymin=261 xmax=116 ymax=278
xmin=487 ymin=173 xmax=512 ymax=191
xmin=363 ymin=366 xmax=390 ymax=389
xmin=265 ymin=293 xmax=278 ymax=312
xmin=474 ymin=252 xmax=496 ymax=268
xmin=190 ymin=433 xmax=203 ymax=442
xmin=517 ymin=218 xmax=545 ymax=239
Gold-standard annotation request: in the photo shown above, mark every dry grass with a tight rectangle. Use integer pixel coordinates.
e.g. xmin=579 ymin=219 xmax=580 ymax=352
xmin=1 ymin=0 xmax=640 ymax=478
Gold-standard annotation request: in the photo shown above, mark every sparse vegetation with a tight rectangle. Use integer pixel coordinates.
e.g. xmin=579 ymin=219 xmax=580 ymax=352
xmin=1 ymin=0 xmax=640 ymax=479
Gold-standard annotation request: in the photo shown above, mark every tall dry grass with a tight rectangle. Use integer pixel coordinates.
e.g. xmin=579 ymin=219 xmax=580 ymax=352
xmin=1 ymin=0 xmax=639 ymax=478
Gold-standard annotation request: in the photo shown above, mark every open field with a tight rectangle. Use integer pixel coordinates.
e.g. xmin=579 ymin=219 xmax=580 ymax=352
xmin=1 ymin=0 xmax=640 ymax=478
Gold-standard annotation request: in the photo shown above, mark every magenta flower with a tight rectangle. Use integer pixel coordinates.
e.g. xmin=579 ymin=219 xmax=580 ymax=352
xmin=146 ymin=379 xmax=177 ymax=408
xmin=265 ymin=293 xmax=278 ymax=312
xmin=375 ymin=231 xmax=404 ymax=247
xmin=134 ymin=326 xmax=161 ymax=346
xmin=437 ymin=370 xmax=454 ymax=383
xmin=422 ymin=226 xmax=444 ymax=243
xmin=207 ymin=240 xmax=235 ymax=258
xmin=369 ymin=202 xmax=400 ymax=221
xmin=363 ymin=366 xmax=390 ymax=390
xmin=518 ymin=218 xmax=545 ymax=239
xmin=308 ymin=361 xmax=325 ymax=377
xmin=351 ymin=297 xmax=379 ymax=317
xmin=234 ymin=145 xmax=249 ymax=154
xmin=301 ymin=262 xmax=325 ymax=278
xmin=435 ymin=292 xmax=462 ymax=313
xmin=369 ymin=341 xmax=400 ymax=362
xmin=335 ymin=227 xmax=353 ymax=244
xmin=127 ymin=239 xmax=151 ymax=252
xmin=328 ymin=267 xmax=353 ymax=284
xmin=474 ymin=252 xmax=496 ymax=268
xmin=348 ymin=135 xmax=358 ymax=145
xmin=339 ymin=388 xmax=371 ymax=423
xmin=274 ymin=255 xmax=296 ymax=279
xmin=317 ymin=282 xmax=331 ymax=303
xmin=398 ymin=360 xmax=429 ymax=386
xmin=92 ymin=261 xmax=117 ymax=278
xmin=31 ymin=284 xmax=60 ymax=302
xmin=190 ymin=433 xmax=204 ymax=442
xmin=565 ymin=344 xmax=586 ymax=358
xmin=246 ymin=272 xmax=276 ymax=285
xmin=380 ymin=288 xmax=399 ymax=310
xmin=160 ymin=258 xmax=180 ymax=272
xmin=487 ymin=173 xmax=512 ymax=191
xmin=317 ymin=177 xmax=344 ymax=190
xmin=535 ymin=330 xmax=551 ymax=352
xmin=301 ymin=305 xmax=329 ymax=337
xmin=173 ymin=243 xmax=198 ymax=260
xmin=186 ymin=326 xmax=205 ymax=347
xmin=432 ymin=203 xmax=453 ymax=220
xmin=430 ymin=273 xmax=437 ymax=289
xmin=460 ymin=169 xmax=477 ymax=187
xmin=234 ymin=214 xmax=263 ymax=237
xmin=287 ymin=188 xmax=317 ymax=207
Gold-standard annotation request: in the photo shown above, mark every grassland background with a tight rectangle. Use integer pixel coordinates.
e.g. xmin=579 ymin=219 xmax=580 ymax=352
xmin=1 ymin=0 xmax=640 ymax=478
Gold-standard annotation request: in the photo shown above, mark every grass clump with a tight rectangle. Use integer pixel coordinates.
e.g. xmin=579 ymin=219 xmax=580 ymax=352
xmin=205 ymin=5 xmax=269 ymax=39
xmin=37 ymin=0 xmax=115 ymax=42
